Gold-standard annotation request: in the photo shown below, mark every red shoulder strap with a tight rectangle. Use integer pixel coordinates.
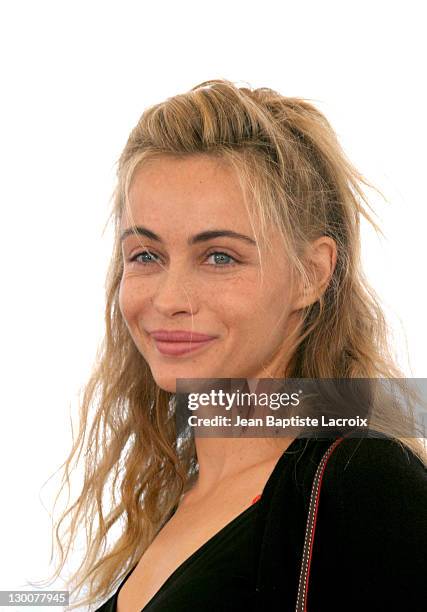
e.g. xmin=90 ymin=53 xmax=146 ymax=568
xmin=295 ymin=437 xmax=345 ymax=612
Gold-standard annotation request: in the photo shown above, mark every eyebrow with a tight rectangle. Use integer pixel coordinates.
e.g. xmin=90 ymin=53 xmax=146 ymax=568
xmin=120 ymin=226 xmax=257 ymax=247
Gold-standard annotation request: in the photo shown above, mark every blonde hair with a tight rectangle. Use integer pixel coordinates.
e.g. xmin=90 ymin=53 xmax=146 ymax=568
xmin=37 ymin=79 xmax=427 ymax=609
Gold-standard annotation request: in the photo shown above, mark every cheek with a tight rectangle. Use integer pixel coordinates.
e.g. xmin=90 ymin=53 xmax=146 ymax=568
xmin=118 ymin=277 xmax=146 ymax=325
xmin=209 ymin=278 xmax=254 ymax=312
xmin=224 ymin=279 xmax=292 ymax=336
xmin=118 ymin=278 xmax=130 ymax=322
xmin=213 ymin=283 xmax=268 ymax=333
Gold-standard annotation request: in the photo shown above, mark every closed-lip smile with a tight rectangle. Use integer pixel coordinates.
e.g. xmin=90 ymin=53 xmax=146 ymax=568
xmin=148 ymin=329 xmax=218 ymax=356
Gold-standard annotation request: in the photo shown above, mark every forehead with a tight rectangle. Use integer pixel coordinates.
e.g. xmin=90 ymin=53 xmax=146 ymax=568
xmin=122 ymin=154 xmax=254 ymax=232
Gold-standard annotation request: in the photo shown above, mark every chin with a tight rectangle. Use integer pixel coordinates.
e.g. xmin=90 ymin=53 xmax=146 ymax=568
xmin=152 ymin=375 xmax=177 ymax=394
xmin=151 ymin=366 xmax=217 ymax=395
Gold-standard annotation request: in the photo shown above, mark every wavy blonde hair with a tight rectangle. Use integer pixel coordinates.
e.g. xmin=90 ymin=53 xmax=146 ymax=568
xmin=37 ymin=79 xmax=426 ymax=609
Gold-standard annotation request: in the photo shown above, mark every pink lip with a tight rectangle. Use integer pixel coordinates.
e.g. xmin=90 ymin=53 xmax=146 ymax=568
xmin=152 ymin=338 xmax=216 ymax=356
xmin=148 ymin=329 xmax=218 ymax=357
xmin=149 ymin=330 xmax=217 ymax=342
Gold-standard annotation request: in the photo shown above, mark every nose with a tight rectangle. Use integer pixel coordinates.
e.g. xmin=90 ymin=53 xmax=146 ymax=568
xmin=150 ymin=264 xmax=197 ymax=317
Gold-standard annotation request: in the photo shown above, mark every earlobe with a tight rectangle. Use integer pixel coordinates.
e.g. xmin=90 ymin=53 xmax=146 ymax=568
xmin=292 ymin=281 xmax=319 ymax=312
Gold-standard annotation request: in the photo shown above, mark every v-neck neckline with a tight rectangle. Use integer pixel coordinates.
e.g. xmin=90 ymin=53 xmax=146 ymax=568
xmin=114 ymin=436 xmax=304 ymax=611
xmin=115 ymin=501 xmax=259 ymax=611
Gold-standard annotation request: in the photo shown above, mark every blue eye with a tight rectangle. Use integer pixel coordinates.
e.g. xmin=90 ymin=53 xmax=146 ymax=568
xmin=129 ymin=250 xmax=159 ymax=264
xmin=206 ymin=251 xmax=237 ymax=266
xmin=128 ymin=250 xmax=239 ymax=268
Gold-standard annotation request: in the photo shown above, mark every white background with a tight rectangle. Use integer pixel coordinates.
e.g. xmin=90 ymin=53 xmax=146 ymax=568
xmin=0 ymin=1 xmax=425 ymax=609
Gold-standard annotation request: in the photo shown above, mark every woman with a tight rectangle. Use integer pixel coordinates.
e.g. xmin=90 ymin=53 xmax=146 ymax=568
xmin=46 ymin=79 xmax=427 ymax=611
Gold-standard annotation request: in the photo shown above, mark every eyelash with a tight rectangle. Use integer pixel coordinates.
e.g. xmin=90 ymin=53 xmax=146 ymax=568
xmin=128 ymin=250 xmax=239 ymax=268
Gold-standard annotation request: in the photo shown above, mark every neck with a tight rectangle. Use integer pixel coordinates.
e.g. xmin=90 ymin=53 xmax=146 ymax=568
xmin=179 ymin=378 xmax=295 ymax=499
xmin=190 ymin=435 xmax=295 ymax=499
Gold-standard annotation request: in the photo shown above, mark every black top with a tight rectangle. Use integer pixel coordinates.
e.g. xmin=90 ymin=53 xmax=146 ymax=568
xmin=95 ymin=435 xmax=427 ymax=611
xmin=97 ymin=495 xmax=259 ymax=611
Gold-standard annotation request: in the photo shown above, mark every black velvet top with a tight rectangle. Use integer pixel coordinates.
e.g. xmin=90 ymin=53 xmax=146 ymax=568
xmin=94 ymin=435 xmax=427 ymax=611
xmin=97 ymin=496 xmax=259 ymax=611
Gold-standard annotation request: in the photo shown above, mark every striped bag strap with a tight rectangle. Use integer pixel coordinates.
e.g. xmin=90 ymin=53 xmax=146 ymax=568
xmin=295 ymin=437 xmax=345 ymax=612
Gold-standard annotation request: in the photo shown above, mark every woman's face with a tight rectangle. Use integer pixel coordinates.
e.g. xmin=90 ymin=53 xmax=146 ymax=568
xmin=119 ymin=154 xmax=302 ymax=393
